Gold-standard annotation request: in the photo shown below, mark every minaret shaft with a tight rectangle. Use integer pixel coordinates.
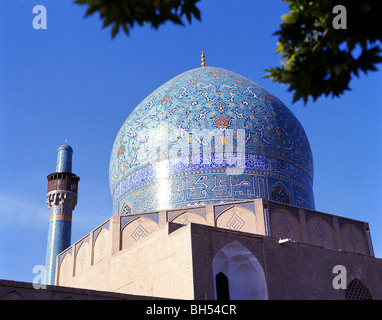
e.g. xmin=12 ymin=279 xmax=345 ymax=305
xmin=45 ymin=143 xmax=79 ymax=285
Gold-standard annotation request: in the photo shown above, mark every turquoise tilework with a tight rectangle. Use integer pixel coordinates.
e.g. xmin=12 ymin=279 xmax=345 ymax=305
xmin=109 ymin=67 xmax=315 ymax=214
xmin=56 ymin=143 xmax=73 ymax=173
xmin=45 ymin=219 xmax=72 ymax=285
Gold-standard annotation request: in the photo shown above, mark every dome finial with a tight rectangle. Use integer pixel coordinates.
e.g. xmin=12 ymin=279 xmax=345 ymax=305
xmin=201 ymin=50 xmax=206 ymax=67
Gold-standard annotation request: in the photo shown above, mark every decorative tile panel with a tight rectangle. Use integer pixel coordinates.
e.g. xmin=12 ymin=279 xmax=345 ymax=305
xmin=269 ymin=202 xmax=299 ymax=221
xmin=226 ymin=213 xmax=246 ymax=231
xmin=314 ymin=222 xmax=327 ymax=244
xmin=74 ymin=235 xmax=90 ymax=256
xmin=213 ymin=201 xmax=255 ymax=219
xmin=131 ymin=223 xmax=149 ymax=241
xmin=120 ymin=212 xmax=159 ymax=230
xmin=167 ymin=207 xmax=206 ymax=222
xmin=93 ymin=220 xmax=110 ymax=244
xmin=346 ymin=227 xmax=359 ymax=249
xmin=338 ymin=218 xmax=365 ymax=235
xmin=278 ymin=214 xmax=292 ymax=237
xmin=305 ymin=210 xmax=333 ymax=227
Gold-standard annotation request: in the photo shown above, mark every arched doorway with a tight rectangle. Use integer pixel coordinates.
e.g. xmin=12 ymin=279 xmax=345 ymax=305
xmin=212 ymin=240 xmax=268 ymax=300
xmin=215 ymin=272 xmax=230 ymax=300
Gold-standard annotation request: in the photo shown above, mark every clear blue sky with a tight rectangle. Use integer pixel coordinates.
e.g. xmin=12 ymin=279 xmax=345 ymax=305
xmin=1 ymin=0 xmax=381 ymax=283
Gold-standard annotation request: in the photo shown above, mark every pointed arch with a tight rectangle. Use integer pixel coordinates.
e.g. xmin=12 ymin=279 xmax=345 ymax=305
xmin=171 ymin=211 xmax=206 ymax=226
xmin=340 ymin=223 xmax=368 ymax=255
xmin=74 ymin=241 xmax=91 ymax=275
xmin=306 ymin=216 xmax=335 ymax=249
xmin=57 ymin=252 xmax=73 ymax=284
xmin=215 ymin=206 xmax=256 ymax=233
xmin=270 ymin=183 xmax=291 ymax=204
xmin=269 ymin=207 xmax=300 ymax=241
xmin=93 ymin=228 xmax=110 ymax=264
xmin=121 ymin=202 xmax=132 ymax=215
xmin=212 ymin=240 xmax=268 ymax=300
xmin=345 ymin=278 xmax=373 ymax=300
xmin=121 ymin=216 xmax=159 ymax=249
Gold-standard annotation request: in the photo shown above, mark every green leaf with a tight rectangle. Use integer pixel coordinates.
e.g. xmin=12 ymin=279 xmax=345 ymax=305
xmin=111 ymin=23 xmax=120 ymax=39
xmin=74 ymin=0 xmax=202 ymax=38
xmin=265 ymin=0 xmax=382 ymax=105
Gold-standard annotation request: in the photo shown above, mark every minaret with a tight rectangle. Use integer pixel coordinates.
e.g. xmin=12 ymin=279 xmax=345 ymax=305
xmin=44 ymin=141 xmax=80 ymax=285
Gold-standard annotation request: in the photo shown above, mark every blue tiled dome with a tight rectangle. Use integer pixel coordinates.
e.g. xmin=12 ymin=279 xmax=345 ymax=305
xmin=109 ymin=67 xmax=315 ymax=214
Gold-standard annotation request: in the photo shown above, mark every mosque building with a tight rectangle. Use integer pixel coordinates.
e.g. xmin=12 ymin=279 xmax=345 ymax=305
xmin=1 ymin=54 xmax=382 ymax=300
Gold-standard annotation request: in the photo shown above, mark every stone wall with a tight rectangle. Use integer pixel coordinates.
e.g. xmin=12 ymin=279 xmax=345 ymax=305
xmin=54 ymin=199 xmax=376 ymax=299
xmin=56 ymin=199 xmax=373 ymax=288
xmin=0 ymin=279 xmax=162 ymax=300
xmin=58 ymin=223 xmax=194 ymax=299
xmin=190 ymin=223 xmax=382 ymax=300
xmin=265 ymin=201 xmax=373 ymax=256
xmin=56 ymin=221 xmax=382 ymax=300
